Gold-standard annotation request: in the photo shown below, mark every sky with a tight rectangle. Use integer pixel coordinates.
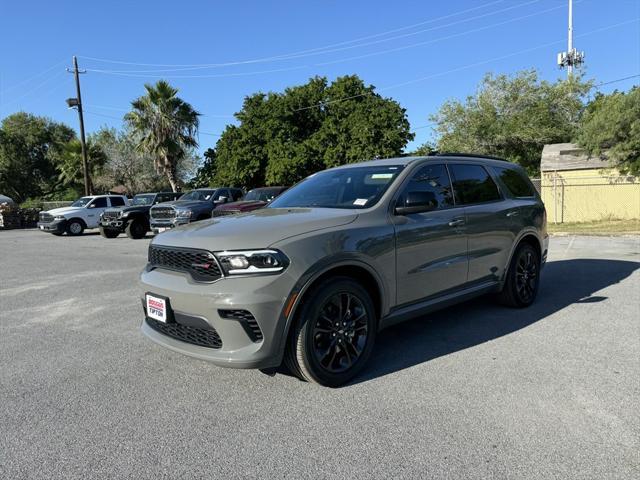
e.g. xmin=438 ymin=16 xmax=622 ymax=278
xmin=0 ymin=0 xmax=638 ymax=155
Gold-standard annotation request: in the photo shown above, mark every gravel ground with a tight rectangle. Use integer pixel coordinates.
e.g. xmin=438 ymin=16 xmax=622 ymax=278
xmin=1 ymin=230 xmax=638 ymax=479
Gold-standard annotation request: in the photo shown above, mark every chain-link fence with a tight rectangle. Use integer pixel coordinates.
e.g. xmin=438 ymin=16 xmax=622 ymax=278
xmin=540 ymin=172 xmax=640 ymax=224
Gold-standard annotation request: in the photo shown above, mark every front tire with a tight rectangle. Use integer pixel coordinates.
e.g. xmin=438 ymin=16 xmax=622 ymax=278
xmin=497 ymin=242 xmax=540 ymax=308
xmin=285 ymin=277 xmax=377 ymax=387
xmin=125 ymin=219 xmax=148 ymax=239
xmin=66 ymin=219 xmax=84 ymax=236
xmin=99 ymin=227 xmax=120 ymax=238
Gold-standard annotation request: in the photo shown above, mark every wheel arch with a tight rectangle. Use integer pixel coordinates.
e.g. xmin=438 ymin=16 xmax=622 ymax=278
xmin=67 ymin=217 xmax=87 ymax=228
xmin=502 ymin=230 xmax=542 ymax=282
xmin=277 ymin=258 xmax=387 ymax=362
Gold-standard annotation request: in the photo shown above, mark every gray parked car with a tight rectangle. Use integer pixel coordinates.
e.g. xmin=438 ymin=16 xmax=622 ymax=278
xmin=140 ymin=155 xmax=548 ymax=386
xmin=149 ymin=187 xmax=243 ymax=234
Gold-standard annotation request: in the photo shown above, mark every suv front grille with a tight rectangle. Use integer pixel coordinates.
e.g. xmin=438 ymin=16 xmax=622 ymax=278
xmin=39 ymin=212 xmax=53 ymax=223
xmin=151 ymin=206 xmax=176 ymax=220
xmin=219 ymin=309 xmax=263 ymax=342
xmin=146 ymin=318 xmax=222 ymax=349
xmin=148 ymin=245 xmax=222 ymax=282
xmin=102 ymin=210 xmax=121 ymax=221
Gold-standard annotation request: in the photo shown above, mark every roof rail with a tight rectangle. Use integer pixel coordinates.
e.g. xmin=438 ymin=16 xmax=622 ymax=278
xmin=432 ymin=152 xmax=509 ymax=162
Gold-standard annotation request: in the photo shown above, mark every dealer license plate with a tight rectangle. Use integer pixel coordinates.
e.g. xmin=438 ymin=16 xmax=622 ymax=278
xmin=146 ymin=294 xmax=168 ymax=323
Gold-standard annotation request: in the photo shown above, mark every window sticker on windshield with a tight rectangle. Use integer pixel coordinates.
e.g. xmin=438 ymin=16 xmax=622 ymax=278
xmin=371 ymin=173 xmax=393 ymax=179
xmin=353 ymin=198 xmax=368 ymax=206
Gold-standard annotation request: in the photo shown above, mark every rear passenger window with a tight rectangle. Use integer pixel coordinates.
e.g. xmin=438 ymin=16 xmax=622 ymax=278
xmin=110 ymin=197 xmax=125 ymax=207
xmin=494 ymin=166 xmax=535 ymax=198
xmin=398 ymin=164 xmax=454 ymax=211
xmin=449 ymin=164 xmax=501 ymax=205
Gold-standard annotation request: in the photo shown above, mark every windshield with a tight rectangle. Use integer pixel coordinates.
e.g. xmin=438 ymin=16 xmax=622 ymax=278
xmin=131 ymin=194 xmax=155 ymax=206
xmin=178 ymin=190 xmax=215 ymax=201
xmin=71 ymin=197 xmax=93 ymax=208
xmin=269 ymin=165 xmax=403 ymax=209
xmin=244 ymin=188 xmax=283 ymax=202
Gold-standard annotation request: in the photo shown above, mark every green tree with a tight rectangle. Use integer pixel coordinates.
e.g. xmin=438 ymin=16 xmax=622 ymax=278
xmin=204 ymin=75 xmax=413 ymax=189
xmin=0 ymin=112 xmax=75 ymax=202
xmin=576 ymin=87 xmax=640 ymax=174
xmin=424 ymin=70 xmax=592 ymax=174
xmin=57 ymin=139 xmax=107 ymax=193
xmin=189 ymin=147 xmax=217 ymax=188
xmin=125 ymin=80 xmax=200 ymax=192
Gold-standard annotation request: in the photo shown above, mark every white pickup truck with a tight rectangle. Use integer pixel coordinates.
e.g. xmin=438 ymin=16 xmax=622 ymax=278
xmin=37 ymin=195 xmax=128 ymax=236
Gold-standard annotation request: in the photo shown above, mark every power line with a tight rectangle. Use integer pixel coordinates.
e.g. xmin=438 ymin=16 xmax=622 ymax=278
xmin=595 ymin=74 xmax=640 ymax=87
xmin=292 ymin=17 xmax=639 ymax=112
xmin=82 ymin=0 xmax=542 ymax=74
xmin=82 ymin=1 xmax=565 ymax=80
xmin=1 ymin=70 xmax=68 ymax=106
xmin=0 ymin=59 xmax=66 ymax=95
xmin=77 ymin=0 xmax=507 ymax=69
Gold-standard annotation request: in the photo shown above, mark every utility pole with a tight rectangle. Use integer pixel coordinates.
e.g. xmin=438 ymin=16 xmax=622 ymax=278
xmin=557 ymin=0 xmax=585 ymax=77
xmin=66 ymin=56 xmax=90 ymax=196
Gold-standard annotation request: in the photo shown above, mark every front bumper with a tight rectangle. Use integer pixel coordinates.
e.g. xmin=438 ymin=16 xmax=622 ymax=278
xmin=139 ymin=266 xmax=296 ymax=369
xmin=100 ymin=218 xmax=125 ymax=229
xmin=37 ymin=220 xmax=66 ymax=234
xmin=150 ymin=218 xmax=189 ymax=233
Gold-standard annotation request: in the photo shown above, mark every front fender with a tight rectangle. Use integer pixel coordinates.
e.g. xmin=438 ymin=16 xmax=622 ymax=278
xmin=271 ymin=253 xmax=390 ymax=366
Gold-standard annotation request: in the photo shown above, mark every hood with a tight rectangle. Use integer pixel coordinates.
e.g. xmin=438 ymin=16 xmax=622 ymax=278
xmin=153 ymin=207 xmax=358 ymax=251
xmin=45 ymin=206 xmax=83 ymax=216
xmin=216 ymin=200 xmax=266 ymax=212
xmin=153 ymin=199 xmax=208 ymax=209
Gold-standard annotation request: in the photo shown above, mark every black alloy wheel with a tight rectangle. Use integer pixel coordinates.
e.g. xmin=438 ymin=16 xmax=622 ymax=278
xmin=286 ymin=277 xmax=377 ymax=387
xmin=515 ymin=249 xmax=538 ymax=304
xmin=497 ymin=242 xmax=540 ymax=308
xmin=312 ymin=292 xmax=369 ymax=373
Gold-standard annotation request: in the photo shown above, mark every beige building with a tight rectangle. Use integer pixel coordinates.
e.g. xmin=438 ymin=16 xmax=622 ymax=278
xmin=540 ymin=143 xmax=640 ymax=223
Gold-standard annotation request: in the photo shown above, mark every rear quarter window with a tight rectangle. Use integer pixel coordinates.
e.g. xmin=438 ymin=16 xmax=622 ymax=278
xmin=449 ymin=164 xmax=501 ymax=205
xmin=494 ymin=166 xmax=536 ymax=198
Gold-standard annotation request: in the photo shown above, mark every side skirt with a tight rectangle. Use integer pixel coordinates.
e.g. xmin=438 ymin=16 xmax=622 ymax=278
xmin=380 ymin=281 xmax=501 ymax=330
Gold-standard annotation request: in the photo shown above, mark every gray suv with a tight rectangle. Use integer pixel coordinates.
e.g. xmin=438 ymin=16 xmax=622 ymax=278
xmin=140 ymin=155 xmax=548 ymax=386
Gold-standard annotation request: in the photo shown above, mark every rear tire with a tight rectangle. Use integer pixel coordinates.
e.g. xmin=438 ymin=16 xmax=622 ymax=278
xmin=99 ymin=227 xmax=120 ymax=238
xmin=285 ymin=277 xmax=377 ymax=387
xmin=125 ymin=219 xmax=148 ymax=239
xmin=66 ymin=219 xmax=84 ymax=236
xmin=497 ymin=242 xmax=540 ymax=308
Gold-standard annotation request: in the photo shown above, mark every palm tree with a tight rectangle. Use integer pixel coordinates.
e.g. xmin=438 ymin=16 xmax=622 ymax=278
xmin=125 ymin=80 xmax=200 ymax=192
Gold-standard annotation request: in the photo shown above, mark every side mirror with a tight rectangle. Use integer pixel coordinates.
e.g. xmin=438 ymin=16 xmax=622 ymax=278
xmin=394 ymin=191 xmax=437 ymax=215
xmin=87 ymin=204 xmax=95 ymax=209
xmin=214 ymin=196 xmax=228 ymax=204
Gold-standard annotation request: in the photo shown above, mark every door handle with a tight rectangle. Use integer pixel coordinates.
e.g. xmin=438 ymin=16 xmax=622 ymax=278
xmin=506 ymin=211 xmax=519 ymax=217
xmin=448 ymin=219 xmax=465 ymax=227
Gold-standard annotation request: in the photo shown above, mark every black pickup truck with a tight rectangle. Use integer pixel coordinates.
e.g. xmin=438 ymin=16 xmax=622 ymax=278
xmin=99 ymin=192 xmax=182 ymax=239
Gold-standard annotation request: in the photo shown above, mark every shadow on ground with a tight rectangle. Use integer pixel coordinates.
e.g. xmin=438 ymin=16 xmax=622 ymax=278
xmin=347 ymin=258 xmax=639 ymax=384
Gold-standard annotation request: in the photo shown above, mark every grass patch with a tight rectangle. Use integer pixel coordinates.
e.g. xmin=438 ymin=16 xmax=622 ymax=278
xmin=548 ymin=219 xmax=640 ymax=235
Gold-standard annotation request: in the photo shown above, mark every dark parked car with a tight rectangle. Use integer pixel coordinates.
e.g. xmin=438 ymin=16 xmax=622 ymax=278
xmin=213 ymin=186 xmax=288 ymax=217
xmin=149 ymin=187 xmax=243 ymax=234
xmin=99 ymin=192 xmax=182 ymax=239
xmin=140 ymin=154 xmax=547 ymax=386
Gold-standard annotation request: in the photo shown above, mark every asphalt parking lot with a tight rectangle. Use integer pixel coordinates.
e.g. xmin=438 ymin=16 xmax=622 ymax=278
xmin=1 ymin=230 xmax=638 ymax=479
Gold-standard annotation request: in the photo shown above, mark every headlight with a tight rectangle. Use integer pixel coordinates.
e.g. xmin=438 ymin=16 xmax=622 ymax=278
xmin=120 ymin=211 xmax=128 ymax=218
xmin=215 ymin=249 xmax=289 ymax=275
xmin=54 ymin=215 xmax=66 ymax=221
xmin=176 ymin=209 xmax=192 ymax=218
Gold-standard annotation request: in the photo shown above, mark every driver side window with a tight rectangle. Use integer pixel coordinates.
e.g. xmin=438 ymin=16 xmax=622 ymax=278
xmin=89 ymin=197 xmax=107 ymax=208
xmin=397 ymin=164 xmax=454 ymax=211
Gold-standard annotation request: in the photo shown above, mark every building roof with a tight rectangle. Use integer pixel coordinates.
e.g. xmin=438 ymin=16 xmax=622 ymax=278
xmin=541 ymin=143 xmax=610 ymax=172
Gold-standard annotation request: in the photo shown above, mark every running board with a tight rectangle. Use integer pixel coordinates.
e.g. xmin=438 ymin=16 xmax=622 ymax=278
xmin=381 ymin=281 xmax=500 ymax=329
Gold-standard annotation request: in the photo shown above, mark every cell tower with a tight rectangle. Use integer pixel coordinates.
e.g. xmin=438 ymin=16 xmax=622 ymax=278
xmin=557 ymin=0 xmax=585 ymax=76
